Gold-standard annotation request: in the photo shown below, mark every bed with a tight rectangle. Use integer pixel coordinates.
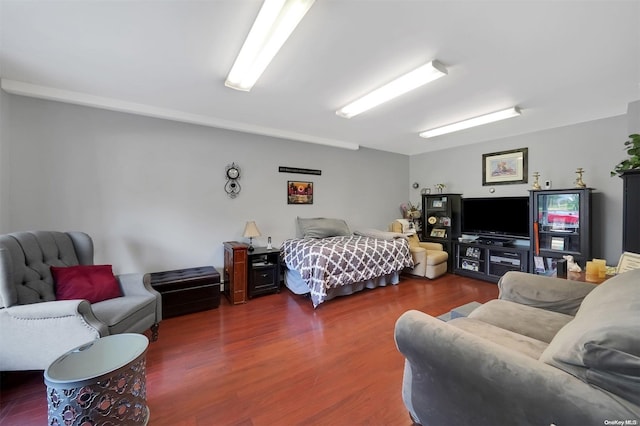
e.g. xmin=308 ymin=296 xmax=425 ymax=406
xmin=281 ymin=218 xmax=414 ymax=308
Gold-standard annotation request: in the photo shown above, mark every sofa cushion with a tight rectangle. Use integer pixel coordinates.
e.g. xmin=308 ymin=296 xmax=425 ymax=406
xmin=540 ymin=269 xmax=640 ymax=405
xmin=449 ymin=317 xmax=549 ymax=359
xmin=425 ymin=250 xmax=448 ymax=266
xmin=91 ymin=294 xmax=157 ymax=334
xmin=52 ymin=265 xmax=123 ymax=304
xmin=469 ymin=299 xmax=574 ymax=344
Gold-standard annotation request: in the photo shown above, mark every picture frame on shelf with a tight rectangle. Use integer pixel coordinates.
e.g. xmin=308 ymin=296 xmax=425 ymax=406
xmin=482 ymin=147 xmax=528 ymax=186
xmin=430 ymin=228 xmax=446 ymax=238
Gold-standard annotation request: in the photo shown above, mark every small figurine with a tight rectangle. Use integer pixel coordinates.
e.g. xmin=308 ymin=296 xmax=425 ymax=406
xmin=575 ymin=168 xmax=586 ymax=188
xmin=532 ymin=172 xmax=541 ymax=190
xmin=563 ymin=255 xmax=582 ymax=272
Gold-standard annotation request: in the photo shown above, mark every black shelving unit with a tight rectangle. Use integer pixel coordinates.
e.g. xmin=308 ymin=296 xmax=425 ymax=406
xmin=621 ymin=170 xmax=640 ymax=254
xmin=422 ymin=193 xmax=461 ymax=272
xmin=529 ymin=188 xmax=592 ymax=275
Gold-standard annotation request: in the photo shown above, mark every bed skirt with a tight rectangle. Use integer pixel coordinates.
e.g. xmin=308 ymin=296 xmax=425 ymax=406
xmin=284 ymin=268 xmax=401 ymax=305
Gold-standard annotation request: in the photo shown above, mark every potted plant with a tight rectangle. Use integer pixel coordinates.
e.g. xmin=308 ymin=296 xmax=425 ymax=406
xmin=611 ymin=134 xmax=640 ymax=176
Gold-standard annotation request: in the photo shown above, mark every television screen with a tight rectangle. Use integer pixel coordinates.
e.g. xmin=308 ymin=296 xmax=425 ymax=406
xmin=461 ymin=197 xmax=530 ymax=239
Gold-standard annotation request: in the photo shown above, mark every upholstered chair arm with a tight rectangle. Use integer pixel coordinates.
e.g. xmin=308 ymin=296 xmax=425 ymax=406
xmin=118 ymin=273 xmax=152 ymax=296
xmin=410 ymin=246 xmax=426 ymax=261
xmin=119 ymin=273 xmax=162 ymax=322
xmin=394 ymin=310 xmax=636 ymax=425
xmin=0 ymin=300 xmax=107 ymax=371
xmin=417 ymin=241 xmax=444 ymax=251
xmin=498 ymin=271 xmax=597 ymax=315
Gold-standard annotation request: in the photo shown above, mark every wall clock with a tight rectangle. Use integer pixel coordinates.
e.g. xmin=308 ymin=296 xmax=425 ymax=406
xmin=225 ymin=162 xmax=241 ymax=198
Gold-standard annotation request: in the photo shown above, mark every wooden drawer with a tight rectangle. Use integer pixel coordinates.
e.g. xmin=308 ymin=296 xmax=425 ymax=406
xmin=249 ymin=264 xmax=279 ymax=298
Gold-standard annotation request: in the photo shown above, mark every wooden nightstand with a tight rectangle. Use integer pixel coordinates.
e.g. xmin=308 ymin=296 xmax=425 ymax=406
xmin=223 ymin=243 xmax=281 ymax=303
xmin=247 ymin=247 xmax=281 ymax=299
xmin=223 ymin=241 xmax=248 ymax=304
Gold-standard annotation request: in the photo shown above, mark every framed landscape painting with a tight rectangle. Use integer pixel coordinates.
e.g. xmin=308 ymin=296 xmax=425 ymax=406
xmin=482 ymin=147 xmax=528 ymax=185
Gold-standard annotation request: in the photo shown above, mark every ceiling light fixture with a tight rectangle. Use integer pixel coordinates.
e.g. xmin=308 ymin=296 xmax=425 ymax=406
xmin=419 ymin=107 xmax=522 ymax=138
xmin=225 ymin=0 xmax=315 ymax=91
xmin=336 ymin=60 xmax=447 ymax=119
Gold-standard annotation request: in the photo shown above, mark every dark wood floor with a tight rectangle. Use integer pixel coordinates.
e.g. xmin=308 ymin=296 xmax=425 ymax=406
xmin=0 ymin=273 xmax=498 ymax=426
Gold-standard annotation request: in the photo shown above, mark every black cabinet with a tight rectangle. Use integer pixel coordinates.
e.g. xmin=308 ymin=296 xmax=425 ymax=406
xmin=622 ymin=170 xmax=640 ymax=254
xmin=422 ymin=193 xmax=461 ymax=272
xmin=529 ymin=188 xmax=592 ymax=275
xmin=455 ymin=242 xmax=529 ymax=283
xmin=247 ymin=247 xmax=281 ymax=298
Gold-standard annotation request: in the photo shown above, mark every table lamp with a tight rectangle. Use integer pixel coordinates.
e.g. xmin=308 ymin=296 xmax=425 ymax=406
xmin=243 ymin=221 xmax=261 ymax=252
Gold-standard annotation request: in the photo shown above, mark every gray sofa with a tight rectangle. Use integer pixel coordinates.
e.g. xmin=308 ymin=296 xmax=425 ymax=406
xmin=395 ymin=269 xmax=640 ymax=426
xmin=0 ymin=231 xmax=162 ymax=371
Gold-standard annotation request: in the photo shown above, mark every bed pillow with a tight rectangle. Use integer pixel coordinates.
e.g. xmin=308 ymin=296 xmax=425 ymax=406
xmin=52 ymin=265 xmax=123 ymax=304
xmin=297 ymin=217 xmax=351 ymax=238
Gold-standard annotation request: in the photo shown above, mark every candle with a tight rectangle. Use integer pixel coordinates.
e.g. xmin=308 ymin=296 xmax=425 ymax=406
xmin=592 ymin=258 xmax=607 ymax=278
xmin=585 ymin=261 xmax=599 ymax=282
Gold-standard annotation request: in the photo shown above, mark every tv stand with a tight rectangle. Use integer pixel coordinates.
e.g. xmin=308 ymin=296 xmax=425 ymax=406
xmin=455 ymin=240 xmax=529 ymax=283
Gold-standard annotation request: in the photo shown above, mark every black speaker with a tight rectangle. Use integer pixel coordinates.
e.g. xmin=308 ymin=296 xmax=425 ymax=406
xmin=556 ymin=259 xmax=567 ymax=278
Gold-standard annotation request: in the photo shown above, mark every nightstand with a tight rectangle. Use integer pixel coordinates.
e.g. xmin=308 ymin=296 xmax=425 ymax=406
xmin=223 ymin=241 xmax=248 ymax=304
xmin=247 ymin=246 xmax=281 ymax=298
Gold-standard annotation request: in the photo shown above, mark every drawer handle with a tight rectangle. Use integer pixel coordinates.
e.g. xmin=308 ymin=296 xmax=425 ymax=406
xmin=261 ymin=273 xmax=269 ymax=278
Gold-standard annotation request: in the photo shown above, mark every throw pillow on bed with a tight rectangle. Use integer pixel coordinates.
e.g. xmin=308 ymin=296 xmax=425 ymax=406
xmin=52 ymin=264 xmax=123 ymax=303
xmin=297 ymin=217 xmax=351 ymax=238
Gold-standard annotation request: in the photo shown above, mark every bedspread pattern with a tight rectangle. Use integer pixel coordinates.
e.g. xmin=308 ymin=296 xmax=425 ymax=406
xmin=281 ymin=235 xmax=413 ymax=307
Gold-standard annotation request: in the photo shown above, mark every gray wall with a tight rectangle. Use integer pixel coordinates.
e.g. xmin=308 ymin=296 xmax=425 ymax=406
xmin=1 ymin=94 xmax=409 ymax=273
xmin=410 ymin=115 xmax=629 ymax=264
xmin=629 ymin=100 xmax=640 ymax=134
xmin=0 ymin=90 xmax=8 ymax=231
xmin=1 ymin=91 xmax=635 ymax=272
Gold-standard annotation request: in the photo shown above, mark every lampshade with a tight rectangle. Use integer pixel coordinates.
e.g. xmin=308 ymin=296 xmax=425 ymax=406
xmin=243 ymin=221 xmax=262 ymax=238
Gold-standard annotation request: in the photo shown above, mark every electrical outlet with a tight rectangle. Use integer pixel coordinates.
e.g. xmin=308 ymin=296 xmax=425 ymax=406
xmin=544 ymin=180 xmax=552 ymax=189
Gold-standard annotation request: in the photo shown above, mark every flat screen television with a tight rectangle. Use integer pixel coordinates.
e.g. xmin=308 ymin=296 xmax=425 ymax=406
xmin=461 ymin=197 xmax=530 ymax=239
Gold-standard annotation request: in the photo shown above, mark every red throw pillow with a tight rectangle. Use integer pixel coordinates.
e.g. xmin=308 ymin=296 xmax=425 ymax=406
xmin=52 ymin=265 xmax=122 ymax=303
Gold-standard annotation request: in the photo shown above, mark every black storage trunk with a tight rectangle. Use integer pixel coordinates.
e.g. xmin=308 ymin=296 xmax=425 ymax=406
xmin=149 ymin=266 xmax=221 ymax=318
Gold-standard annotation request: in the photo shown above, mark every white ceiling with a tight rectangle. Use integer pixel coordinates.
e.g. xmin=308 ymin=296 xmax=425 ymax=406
xmin=1 ymin=1 xmax=639 ymax=155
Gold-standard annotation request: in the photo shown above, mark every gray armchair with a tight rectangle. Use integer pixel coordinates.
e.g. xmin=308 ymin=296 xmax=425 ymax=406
xmin=395 ymin=270 xmax=640 ymax=425
xmin=0 ymin=231 xmax=161 ymax=371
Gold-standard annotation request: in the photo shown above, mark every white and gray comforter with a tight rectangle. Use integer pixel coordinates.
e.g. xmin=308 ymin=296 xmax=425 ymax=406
xmin=281 ymin=234 xmax=413 ymax=307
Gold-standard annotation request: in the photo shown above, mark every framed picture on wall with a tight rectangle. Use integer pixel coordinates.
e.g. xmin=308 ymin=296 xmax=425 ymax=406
xmin=287 ymin=181 xmax=313 ymax=204
xmin=482 ymin=147 xmax=528 ymax=185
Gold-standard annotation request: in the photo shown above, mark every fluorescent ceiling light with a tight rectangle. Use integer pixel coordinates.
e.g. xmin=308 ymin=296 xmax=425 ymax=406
xmin=225 ymin=0 xmax=315 ymax=91
xmin=336 ymin=60 xmax=447 ymax=119
xmin=419 ymin=107 xmax=522 ymax=138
